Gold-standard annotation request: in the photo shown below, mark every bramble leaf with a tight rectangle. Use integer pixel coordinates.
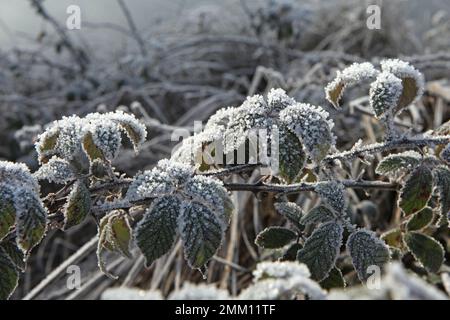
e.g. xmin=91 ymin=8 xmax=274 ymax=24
xmin=433 ymin=166 xmax=450 ymax=227
xmin=300 ymin=205 xmax=335 ymax=225
xmin=0 ymin=249 xmax=18 ymax=300
xmin=82 ymin=132 xmax=105 ymax=162
xmin=36 ymin=128 xmax=59 ymax=164
xmin=274 ymin=202 xmax=303 ymax=230
xmin=404 ymin=232 xmax=444 ymax=273
xmin=63 ymin=181 xmax=91 ymax=230
xmin=406 ymin=207 xmax=434 ymax=231
xmin=278 ymin=127 xmax=305 ymax=183
xmin=320 ymin=267 xmax=346 ymax=289
xmin=347 ymin=229 xmax=390 ymax=281
xmin=178 ymin=202 xmax=225 ymax=269
xmin=255 ymin=227 xmax=297 ymax=249
xmin=135 ymin=197 xmax=180 ymax=267
xmin=0 ymin=189 xmax=15 ymax=241
xmin=375 ymin=151 xmax=421 ymax=177
xmin=315 ymin=181 xmax=346 ymax=214
xmin=0 ymin=239 xmax=26 ymax=272
xmin=297 ymin=221 xmax=343 ymax=281
xmin=381 ymin=228 xmax=404 ymax=249
xmin=399 ymin=165 xmax=432 ymax=216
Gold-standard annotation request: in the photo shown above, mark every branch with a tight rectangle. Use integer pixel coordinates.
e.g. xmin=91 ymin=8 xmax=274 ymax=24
xmin=324 ymin=135 xmax=450 ymax=164
xmin=116 ymin=0 xmax=148 ymax=57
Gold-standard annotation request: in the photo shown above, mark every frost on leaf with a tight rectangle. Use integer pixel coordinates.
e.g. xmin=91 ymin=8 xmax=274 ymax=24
xmin=239 ymin=261 xmax=326 ymax=300
xmin=320 ymin=267 xmax=346 ymax=290
xmin=404 ymin=232 xmax=444 ymax=273
xmin=380 ymin=59 xmax=425 ymax=113
xmin=63 ymin=181 xmax=91 ymax=230
xmin=296 ymin=221 xmax=343 ymax=281
xmin=315 ymin=181 xmax=346 ymax=214
xmin=433 ymin=166 xmax=450 ymax=226
xmin=97 ymin=210 xmax=133 ymax=279
xmin=255 ymin=227 xmax=297 ymax=249
xmin=178 ymin=201 xmax=225 ymax=269
xmin=274 ymin=202 xmax=303 ymax=230
xmin=278 ymin=126 xmax=306 ymax=183
xmin=0 ymin=249 xmax=19 ymax=300
xmin=406 ymin=207 xmax=434 ymax=231
xmin=300 ymin=205 xmax=335 ymax=226
xmin=35 ymin=111 xmax=147 ymax=165
xmin=0 ymin=162 xmax=47 ymax=254
xmin=0 ymin=239 xmax=26 ymax=272
xmin=169 ymin=283 xmax=230 ymax=300
xmin=346 ymin=229 xmax=390 ymax=281
xmin=280 ymin=103 xmax=335 ymax=162
xmin=440 ymin=143 xmax=450 ymax=164
xmin=398 ymin=165 xmax=432 ymax=216
xmin=325 ymin=62 xmax=378 ymax=108
xmin=128 ymin=160 xmax=232 ymax=270
xmin=369 ymin=71 xmax=402 ymax=118
xmin=134 ymin=196 xmax=180 ymax=267
xmin=35 ymin=156 xmax=75 ymax=184
xmin=375 ymin=151 xmax=421 ymax=178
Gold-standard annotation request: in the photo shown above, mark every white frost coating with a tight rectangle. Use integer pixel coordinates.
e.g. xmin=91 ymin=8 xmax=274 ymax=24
xmin=315 ymin=180 xmax=346 ymax=213
xmin=184 ymin=175 xmax=226 ymax=216
xmin=267 ymin=88 xmax=295 ymax=111
xmin=34 ymin=156 xmax=75 ymax=184
xmin=101 ymin=287 xmax=163 ymax=300
xmin=35 ymin=111 xmax=147 ymax=163
xmin=252 ymin=261 xmax=311 ymax=281
xmin=369 ymin=71 xmax=403 ymax=118
xmin=440 ymin=143 xmax=450 ymax=164
xmin=168 ymin=283 xmax=230 ymax=300
xmin=239 ymin=276 xmax=326 ymax=300
xmin=328 ymin=263 xmax=448 ymax=300
xmin=0 ymin=160 xmax=40 ymax=193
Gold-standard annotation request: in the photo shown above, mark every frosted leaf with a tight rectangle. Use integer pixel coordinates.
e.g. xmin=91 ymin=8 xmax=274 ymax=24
xmin=369 ymin=71 xmax=402 ymax=118
xmin=101 ymin=287 xmax=163 ymax=300
xmin=103 ymin=110 xmax=147 ymax=151
xmin=63 ymin=181 xmax=91 ymax=230
xmin=274 ymin=202 xmax=303 ymax=230
xmin=380 ymin=59 xmax=425 ymax=112
xmin=433 ymin=166 xmax=450 ymax=226
xmin=404 ymin=232 xmax=444 ymax=273
xmin=0 ymin=187 xmax=15 ymax=241
xmin=204 ymin=106 xmax=236 ymax=131
xmin=0 ymin=250 xmax=19 ymax=300
xmin=255 ymin=227 xmax=297 ymax=249
xmin=297 ymin=221 xmax=343 ymax=281
xmin=280 ymin=103 xmax=335 ymax=162
xmin=155 ymin=159 xmax=193 ymax=186
xmin=126 ymin=168 xmax=175 ymax=201
xmin=267 ymin=88 xmax=295 ymax=111
xmin=315 ymin=181 xmax=346 ymax=214
xmin=300 ymin=205 xmax=335 ymax=225
xmin=440 ymin=143 xmax=450 ymax=164
xmin=183 ymin=175 xmax=227 ymax=217
xmin=89 ymin=121 xmax=122 ymax=160
xmin=169 ymin=283 xmax=230 ymax=300
xmin=278 ymin=126 xmax=306 ymax=183
xmin=375 ymin=151 xmax=421 ymax=178
xmin=178 ymin=201 xmax=225 ymax=269
xmin=0 ymin=161 xmax=40 ymax=193
xmin=252 ymin=261 xmax=310 ymax=281
xmin=35 ymin=156 xmax=75 ymax=184
xmin=134 ymin=196 xmax=180 ymax=267
xmin=325 ymin=62 xmax=379 ymax=108
xmin=398 ymin=165 xmax=433 ymax=216
xmin=346 ymin=229 xmax=390 ymax=281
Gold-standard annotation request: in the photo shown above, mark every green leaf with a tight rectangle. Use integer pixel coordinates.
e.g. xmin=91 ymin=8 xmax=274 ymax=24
xmin=178 ymin=201 xmax=225 ymax=269
xmin=15 ymin=191 xmax=47 ymax=254
xmin=297 ymin=221 xmax=343 ymax=281
xmin=0 ymin=240 xmax=26 ymax=272
xmin=399 ymin=165 xmax=432 ymax=216
xmin=381 ymin=228 xmax=403 ymax=248
xmin=433 ymin=166 xmax=450 ymax=227
xmin=108 ymin=214 xmax=133 ymax=259
xmin=82 ymin=132 xmax=105 ymax=162
xmin=135 ymin=197 xmax=180 ymax=267
xmin=404 ymin=232 xmax=444 ymax=273
xmin=0 ymin=249 xmax=19 ymax=300
xmin=320 ymin=267 xmax=346 ymax=289
xmin=119 ymin=123 xmax=143 ymax=152
xmin=37 ymin=129 xmax=59 ymax=163
xmin=63 ymin=181 xmax=91 ymax=230
xmin=278 ymin=127 xmax=305 ymax=183
xmin=255 ymin=227 xmax=297 ymax=249
xmin=346 ymin=229 xmax=390 ymax=281
xmin=274 ymin=202 xmax=303 ymax=230
xmin=0 ymin=189 xmax=16 ymax=241
xmin=300 ymin=205 xmax=334 ymax=225
xmin=375 ymin=151 xmax=421 ymax=177
xmin=406 ymin=207 xmax=434 ymax=231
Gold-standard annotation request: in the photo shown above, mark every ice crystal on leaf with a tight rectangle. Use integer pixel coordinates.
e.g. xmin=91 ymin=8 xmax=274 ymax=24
xmin=35 ymin=156 xmax=75 ymax=184
xmin=369 ymin=71 xmax=403 ymax=118
xmin=325 ymin=62 xmax=379 ymax=108
xmin=129 ymin=160 xmax=233 ymax=270
xmin=314 ymin=181 xmax=346 ymax=214
xmin=35 ymin=111 xmax=147 ymax=165
xmin=0 ymin=161 xmax=47 ymax=255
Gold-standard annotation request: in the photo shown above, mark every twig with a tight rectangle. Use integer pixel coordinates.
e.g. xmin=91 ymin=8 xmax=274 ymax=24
xmin=116 ymin=0 xmax=148 ymax=57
